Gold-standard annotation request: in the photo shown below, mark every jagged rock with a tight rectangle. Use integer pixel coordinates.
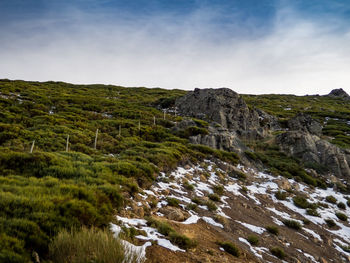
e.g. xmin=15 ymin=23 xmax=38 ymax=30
xmin=160 ymin=206 xmax=188 ymax=221
xmin=287 ymin=113 xmax=323 ymax=136
xmin=276 ymin=131 xmax=350 ymax=177
xmin=328 ymin=88 xmax=350 ymax=99
xmin=175 ymin=88 xmax=279 ymax=139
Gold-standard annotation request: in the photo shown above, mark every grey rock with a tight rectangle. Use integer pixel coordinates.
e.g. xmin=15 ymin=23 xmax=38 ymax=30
xmin=287 ymin=113 xmax=323 ymax=136
xmin=276 ymin=131 xmax=350 ymax=177
xmin=175 ymin=88 xmax=279 ymax=139
xmin=328 ymin=88 xmax=350 ymax=99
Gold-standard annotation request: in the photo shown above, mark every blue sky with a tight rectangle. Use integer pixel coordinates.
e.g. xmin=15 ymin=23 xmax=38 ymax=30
xmin=0 ymin=0 xmax=349 ymax=94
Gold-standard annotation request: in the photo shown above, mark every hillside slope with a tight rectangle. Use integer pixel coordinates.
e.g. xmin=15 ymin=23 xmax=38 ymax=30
xmin=1 ymin=79 xmax=350 ymax=262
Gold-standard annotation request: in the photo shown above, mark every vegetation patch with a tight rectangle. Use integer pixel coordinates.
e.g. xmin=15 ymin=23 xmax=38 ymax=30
xmin=335 ymin=212 xmax=348 ymax=221
xmin=247 ymin=235 xmax=259 ymax=246
xmin=265 ymin=226 xmax=279 ymax=235
xmin=270 ymin=247 xmax=286 ymax=259
xmin=282 ymin=219 xmax=302 ymax=230
xmin=217 ymin=241 xmax=240 ymax=257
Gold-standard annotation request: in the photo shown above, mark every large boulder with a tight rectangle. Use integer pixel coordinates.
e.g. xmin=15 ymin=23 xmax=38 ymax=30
xmin=287 ymin=113 xmax=323 ymax=136
xmin=276 ymin=131 xmax=350 ymax=177
xmin=175 ymin=88 xmax=279 ymax=139
xmin=328 ymin=88 xmax=349 ymax=99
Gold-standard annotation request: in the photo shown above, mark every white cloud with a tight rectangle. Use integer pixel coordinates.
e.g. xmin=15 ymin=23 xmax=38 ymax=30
xmin=0 ymin=4 xmax=349 ymax=95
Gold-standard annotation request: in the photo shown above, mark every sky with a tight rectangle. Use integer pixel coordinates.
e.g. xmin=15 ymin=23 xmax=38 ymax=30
xmin=0 ymin=0 xmax=349 ymax=95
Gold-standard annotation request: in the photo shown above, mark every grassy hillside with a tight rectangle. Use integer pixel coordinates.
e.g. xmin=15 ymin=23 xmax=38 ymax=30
xmin=0 ymin=79 xmax=241 ymax=262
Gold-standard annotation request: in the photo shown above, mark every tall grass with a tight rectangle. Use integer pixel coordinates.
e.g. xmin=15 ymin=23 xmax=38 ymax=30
xmin=49 ymin=227 xmax=138 ymax=263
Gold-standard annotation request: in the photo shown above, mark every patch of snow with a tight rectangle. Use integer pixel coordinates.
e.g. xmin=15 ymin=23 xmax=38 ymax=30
xmin=303 ymin=228 xmax=322 ymax=242
xmin=236 ymin=221 xmax=265 ymax=234
xmin=182 ymin=214 xmax=200 ymax=225
xmin=202 ymin=217 xmax=224 ymax=228
xmin=238 ymin=237 xmax=263 ymax=259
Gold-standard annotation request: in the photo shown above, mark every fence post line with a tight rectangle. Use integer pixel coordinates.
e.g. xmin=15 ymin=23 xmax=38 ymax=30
xmin=153 ymin=116 xmax=156 ymax=126
xmin=30 ymin=140 xmax=35 ymax=153
xmin=94 ymin=129 xmax=99 ymax=149
xmin=66 ymin=135 xmax=69 ymax=152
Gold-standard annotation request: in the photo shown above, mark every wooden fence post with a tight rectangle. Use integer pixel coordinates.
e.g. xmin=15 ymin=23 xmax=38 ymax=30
xmin=66 ymin=135 xmax=69 ymax=152
xmin=94 ymin=129 xmax=99 ymax=149
xmin=30 ymin=140 xmax=35 ymax=153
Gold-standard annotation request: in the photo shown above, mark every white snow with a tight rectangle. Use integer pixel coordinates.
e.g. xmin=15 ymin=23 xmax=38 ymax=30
xmin=202 ymin=217 xmax=224 ymax=228
xmin=236 ymin=221 xmax=265 ymax=234
xmin=303 ymin=228 xmax=322 ymax=242
xmin=182 ymin=214 xmax=200 ymax=225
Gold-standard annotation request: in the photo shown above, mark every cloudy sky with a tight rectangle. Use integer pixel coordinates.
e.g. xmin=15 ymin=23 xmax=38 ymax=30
xmin=0 ymin=0 xmax=349 ymax=95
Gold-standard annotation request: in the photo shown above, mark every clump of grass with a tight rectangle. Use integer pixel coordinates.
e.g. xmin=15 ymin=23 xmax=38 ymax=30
xmin=337 ymin=202 xmax=346 ymax=210
xmin=282 ymin=219 xmax=302 ymax=230
xmin=183 ymin=181 xmax=195 ymax=191
xmin=270 ymin=247 xmax=286 ymax=259
xmin=336 ymin=212 xmax=348 ymax=221
xmin=169 ymin=232 xmax=197 ymax=250
xmin=347 ymin=199 xmax=350 ymax=207
xmin=186 ymin=203 xmax=198 ymax=211
xmin=325 ymin=195 xmax=337 ymax=204
xmin=325 ymin=219 xmax=337 ymax=228
xmin=208 ymin=193 xmax=220 ymax=202
xmin=306 ymin=208 xmax=320 ymax=217
xmin=166 ymin=197 xmax=180 ymax=207
xmin=48 ymin=227 xmax=135 ymax=263
xmin=293 ymin=196 xmax=315 ymax=209
xmin=247 ymin=235 xmax=259 ymax=246
xmin=241 ymin=186 xmax=248 ymax=193
xmin=206 ymin=201 xmax=218 ymax=211
xmin=275 ymin=191 xmax=287 ymax=200
xmin=265 ymin=225 xmax=279 ymax=235
xmin=217 ymin=241 xmax=240 ymax=257
xmin=213 ymin=184 xmax=224 ymax=195
xmin=191 ymin=197 xmax=203 ymax=205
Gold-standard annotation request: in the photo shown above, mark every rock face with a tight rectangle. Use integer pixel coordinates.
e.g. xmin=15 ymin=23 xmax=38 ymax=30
xmin=175 ymin=88 xmax=279 ymax=139
xmin=287 ymin=113 xmax=323 ymax=136
xmin=328 ymin=88 xmax=349 ymax=99
xmin=276 ymin=131 xmax=350 ymax=177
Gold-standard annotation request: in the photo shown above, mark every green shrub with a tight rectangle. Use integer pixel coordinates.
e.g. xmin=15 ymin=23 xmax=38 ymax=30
xmin=306 ymin=208 xmax=320 ymax=217
xmin=325 ymin=195 xmax=337 ymax=204
xmin=146 ymin=217 xmax=174 ymax=236
xmin=208 ymin=194 xmax=220 ymax=202
xmin=169 ymin=232 xmax=197 ymax=250
xmin=293 ymin=196 xmax=315 ymax=209
xmin=212 ymin=185 xmax=224 ymax=196
xmin=186 ymin=203 xmax=198 ymax=211
xmin=337 ymin=202 xmax=346 ymax=210
xmin=166 ymin=197 xmax=180 ymax=207
xmin=275 ymin=191 xmax=287 ymax=200
xmin=325 ymin=219 xmax=337 ymax=228
xmin=183 ymin=181 xmax=194 ymax=191
xmin=336 ymin=212 xmax=348 ymax=221
xmin=206 ymin=201 xmax=218 ymax=211
xmin=217 ymin=241 xmax=240 ymax=257
xmin=191 ymin=197 xmax=203 ymax=205
xmin=247 ymin=235 xmax=259 ymax=246
xmin=282 ymin=219 xmax=302 ymax=230
xmin=48 ymin=227 xmax=134 ymax=263
xmin=265 ymin=226 xmax=279 ymax=235
xmin=270 ymin=247 xmax=286 ymax=259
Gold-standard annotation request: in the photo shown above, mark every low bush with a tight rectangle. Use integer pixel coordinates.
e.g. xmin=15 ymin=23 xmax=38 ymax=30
xmin=166 ymin=197 xmax=180 ymax=207
xmin=325 ymin=219 xmax=337 ymax=228
xmin=208 ymin=194 xmax=220 ymax=202
xmin=336 ymin=212 xmax=348 ymax=221
xmin=213 ymin=185 xmax=224 ymax=196
xmin=306 ymin=208 xmax=320 ymax=217
xmin=325 ymin=195 xmax=337 ymax=204
xmin=265 ymin=226 xmax=279 ymax=235
xmin=293 ymin=196 xmax=315 ymax=209
xmin=183 ymin=181 xmax=194 ymax=191
xmin=206 ymin=201 xmax=218 ymax=211
xmin=191 ymin=197 xmax=203 ymax=205
xmin=169 ymin=232 xmax=197 ymax=250
xmin=282 ymin=219 xmax=302 ymax=230
xmin=217 ymin=241 xmax=240 ymax=257
xmin=247 ymin=235 xmax=259 ymax=246
xmin=337 ymin=202 xmax=346 ymax=210
xmin=186 ymin=203 xmax=198 ymax=211
xmin=275 ymin=191 xmax=287 ymax=200
xmin=270 ymin=247 xmax=286 ymax=259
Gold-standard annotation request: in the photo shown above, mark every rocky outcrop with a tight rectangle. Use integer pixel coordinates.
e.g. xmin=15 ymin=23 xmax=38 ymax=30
xmin=175 ymin=88 xmax=279 ymax=139
xmin=328 ymin=88 xmax=349 ymax=99
xmin=287 ymin=113 xmax=323 ymax=136
xmin=276 ymin=131 xmax=350 ymax=177
xmin=189 ymin=126 xmax=249 ymax=154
